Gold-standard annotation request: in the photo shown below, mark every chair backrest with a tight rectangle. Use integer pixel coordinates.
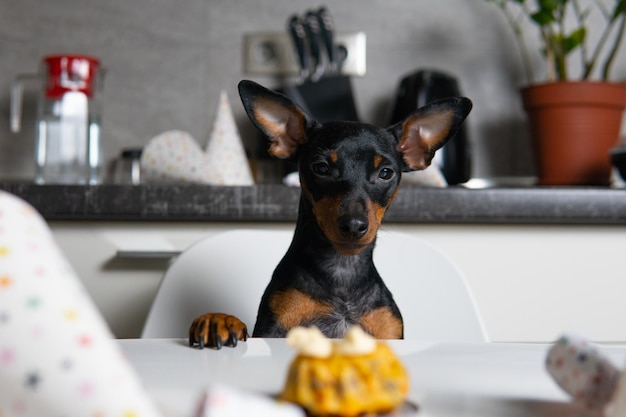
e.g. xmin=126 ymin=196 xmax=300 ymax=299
xmin=141 ymin=229 xmax=488 ymax=342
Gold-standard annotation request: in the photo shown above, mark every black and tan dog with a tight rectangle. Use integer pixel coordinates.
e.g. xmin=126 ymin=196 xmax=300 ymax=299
xmin=189 ymin=80 xmax=471 ymax=349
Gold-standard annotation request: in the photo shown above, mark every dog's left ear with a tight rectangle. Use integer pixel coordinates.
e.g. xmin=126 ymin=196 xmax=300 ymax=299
xmin=389 ymin=97 xmax=472 ymax=171
xmin=238 ymin=80 xmax=316 ymax=159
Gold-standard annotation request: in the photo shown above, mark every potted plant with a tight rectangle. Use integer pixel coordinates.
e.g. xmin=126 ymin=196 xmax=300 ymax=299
xmin=486 ymin=0 xmax=626 ymax=185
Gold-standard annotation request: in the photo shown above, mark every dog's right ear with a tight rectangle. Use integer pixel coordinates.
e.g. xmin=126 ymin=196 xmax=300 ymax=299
xmin=388 ymin=97 xmax=472 ymax=171
xmin=238 ymin=80 xmax=316 ymax=159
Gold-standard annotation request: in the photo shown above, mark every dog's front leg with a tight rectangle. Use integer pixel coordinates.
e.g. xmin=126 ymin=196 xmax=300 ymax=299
xmin=188 ymin=313 xmax=248 ymax=349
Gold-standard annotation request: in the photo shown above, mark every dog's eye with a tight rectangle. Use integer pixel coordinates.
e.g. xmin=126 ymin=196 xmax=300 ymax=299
xmin=378 ymin=168 xmax=395 ymax=180
xmin=312 ymin=162 xmax=331 ymax=176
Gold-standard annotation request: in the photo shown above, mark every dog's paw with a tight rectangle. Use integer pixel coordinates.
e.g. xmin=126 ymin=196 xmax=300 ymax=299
xmin=188 ymin=313 xmax=249 ymax=349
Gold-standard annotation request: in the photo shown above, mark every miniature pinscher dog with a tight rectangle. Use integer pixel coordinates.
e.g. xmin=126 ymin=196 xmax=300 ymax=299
xmin=188 ymin=80 xmax=472 ymax=349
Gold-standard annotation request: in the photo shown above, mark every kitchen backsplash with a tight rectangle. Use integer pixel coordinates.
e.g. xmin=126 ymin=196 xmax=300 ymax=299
xmin=1 ymin=0 xmax=625 ymax=183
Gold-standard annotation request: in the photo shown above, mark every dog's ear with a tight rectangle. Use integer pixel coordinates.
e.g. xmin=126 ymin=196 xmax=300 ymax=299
xmin=388 ymin=97 xmax=472 ymax=171
xmin=238 ymin=80 xmax=316 ymax=159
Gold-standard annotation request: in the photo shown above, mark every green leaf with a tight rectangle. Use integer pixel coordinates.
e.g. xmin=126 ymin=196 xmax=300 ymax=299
xmin=562 ymin=27 xmax=586 ymax=53
xmin=531 ymin=9 xmax=556 ymax=25
xmin=537 ymin=0 xmax=561 ymax=12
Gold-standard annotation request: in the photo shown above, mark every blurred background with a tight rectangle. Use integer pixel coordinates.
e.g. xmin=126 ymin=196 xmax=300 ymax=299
xmin=1 ymin=0 xmax=625 ymax=183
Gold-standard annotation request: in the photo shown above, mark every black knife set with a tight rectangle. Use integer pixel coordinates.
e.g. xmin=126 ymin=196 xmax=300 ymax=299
xmin=279 ymin=7 xmax=359 ymax=124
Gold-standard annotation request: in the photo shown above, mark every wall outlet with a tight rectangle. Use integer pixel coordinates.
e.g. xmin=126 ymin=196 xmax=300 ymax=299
xmin=243 ymin=31 xmax=366 ymax=77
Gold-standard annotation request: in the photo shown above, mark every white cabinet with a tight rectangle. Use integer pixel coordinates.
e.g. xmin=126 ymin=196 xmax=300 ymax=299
xmin=50 ymin=221 xmax=626 ymax=342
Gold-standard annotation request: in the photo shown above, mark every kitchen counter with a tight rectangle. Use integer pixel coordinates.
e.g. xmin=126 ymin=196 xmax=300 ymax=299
xmin=1 ymin=183 xmax=625 ymax=224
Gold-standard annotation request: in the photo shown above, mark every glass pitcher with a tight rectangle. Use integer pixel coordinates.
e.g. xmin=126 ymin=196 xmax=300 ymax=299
xmin=11 ymin=55 xmax=105 ymax=184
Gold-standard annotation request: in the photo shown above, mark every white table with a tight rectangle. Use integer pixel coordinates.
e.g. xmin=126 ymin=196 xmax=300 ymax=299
xmin=119 ymin=338 xmax=626 ymax=417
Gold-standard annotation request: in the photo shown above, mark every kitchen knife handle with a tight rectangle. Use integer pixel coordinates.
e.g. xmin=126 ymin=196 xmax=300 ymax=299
xmin=316 ymin=7 xmax=337 ymax=72
xmin=287 ymin=14 xmax=310 ymax=79
xmin=304 ymin=10 xmax=324 ymax=80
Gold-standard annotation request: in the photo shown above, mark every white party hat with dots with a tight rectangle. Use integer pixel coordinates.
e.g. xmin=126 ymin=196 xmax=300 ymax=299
xmin=0 ymin=191 xmax=162 ymax=417
xmin=205 ymin=91 xmax=255 ymax=186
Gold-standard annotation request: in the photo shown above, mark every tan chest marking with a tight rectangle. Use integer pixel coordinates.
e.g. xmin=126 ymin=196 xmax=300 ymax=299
xmin=360 ymin=307 xmax=403 ymax=339
xmin=269 ymin=289 xmax=332 ymax=330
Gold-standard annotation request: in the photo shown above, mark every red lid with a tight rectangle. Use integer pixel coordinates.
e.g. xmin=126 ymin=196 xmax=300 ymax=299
xmin=43 ymin=55 xmax=101 ymax=98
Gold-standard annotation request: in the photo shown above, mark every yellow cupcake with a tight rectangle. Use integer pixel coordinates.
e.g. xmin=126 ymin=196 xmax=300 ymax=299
xmin=280 ymin=326 xmax=409 ymax=416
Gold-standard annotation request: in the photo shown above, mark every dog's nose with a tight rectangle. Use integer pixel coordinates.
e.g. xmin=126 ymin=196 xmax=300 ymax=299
xmin=338 ymin=215 xmax=369 ymax=239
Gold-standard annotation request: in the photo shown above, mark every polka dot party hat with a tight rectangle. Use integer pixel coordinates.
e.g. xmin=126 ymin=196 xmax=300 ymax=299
xmin=140 ymin=130 xmax=220 ymax=184
xmin=140 ymin=91 xmax=254 ymax=185
xmin=204 ymin=91 xmax=254 ymax=186
xmin=0 ymin=191 xmax=161 ymax=417
xmin=546 ymin=333 xmax=620 ymax=410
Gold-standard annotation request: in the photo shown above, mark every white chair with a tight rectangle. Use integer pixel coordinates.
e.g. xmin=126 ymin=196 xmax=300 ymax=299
xmin=141 ymin=229 xmax=488 ymax=342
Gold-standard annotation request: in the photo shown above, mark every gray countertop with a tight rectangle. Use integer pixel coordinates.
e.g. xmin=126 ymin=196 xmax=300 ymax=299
xmin=1 ymin=183 xmax=625 ymax=224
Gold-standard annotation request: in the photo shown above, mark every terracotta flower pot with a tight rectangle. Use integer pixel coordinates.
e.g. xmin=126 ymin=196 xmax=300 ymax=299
xmin=521 ymin=82 xmax=626 ymax=186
